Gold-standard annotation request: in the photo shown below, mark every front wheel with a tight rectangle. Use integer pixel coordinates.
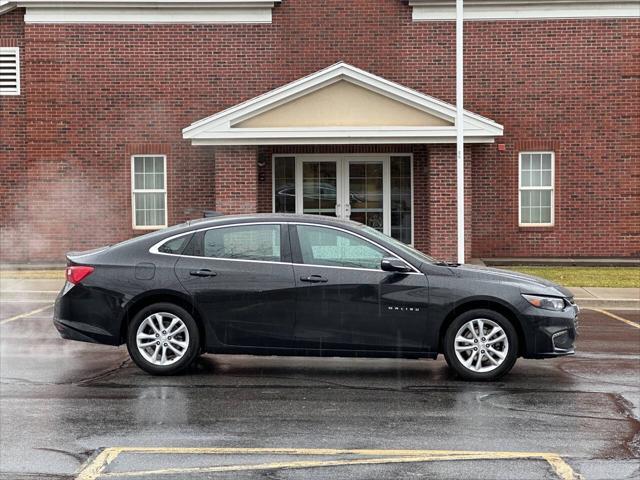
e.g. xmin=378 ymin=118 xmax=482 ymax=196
xmin=443 ymin=309 xmax=518 ymax=381
xmin=127 ymin=303 xmax=200 ymax=375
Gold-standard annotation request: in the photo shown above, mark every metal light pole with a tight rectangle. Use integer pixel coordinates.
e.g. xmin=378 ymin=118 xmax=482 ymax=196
xmin=456 ymin=0 xmax=465 ymax=264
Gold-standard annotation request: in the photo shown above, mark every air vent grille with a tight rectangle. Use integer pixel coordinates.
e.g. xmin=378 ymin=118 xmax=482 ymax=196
xmin=0 ymin=47 xmax=20 ymax=96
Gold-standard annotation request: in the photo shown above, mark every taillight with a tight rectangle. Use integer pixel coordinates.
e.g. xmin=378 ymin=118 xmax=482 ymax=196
xmin=66 ymin=266 xmax=94 ymax=285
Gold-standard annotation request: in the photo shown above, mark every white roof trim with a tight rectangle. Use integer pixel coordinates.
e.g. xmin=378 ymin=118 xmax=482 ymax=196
xmin=0 ymin=1 xmax=16 ymax=15
xmin=0 ymin=1 xmax=282 ymax=23
xmin=408 ymin=0 xmax=640 ymax=21
xmin=183 ymin=62 xmax=504 ymax=146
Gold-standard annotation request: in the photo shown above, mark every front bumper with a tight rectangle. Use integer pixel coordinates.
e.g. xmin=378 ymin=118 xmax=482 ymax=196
xmin=522 ymin=301 xmax=579 ymax=359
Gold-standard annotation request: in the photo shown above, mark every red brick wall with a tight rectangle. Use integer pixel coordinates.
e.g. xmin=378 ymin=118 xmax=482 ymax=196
xmin=0 ymin=1 xmax=638 ymax=262
xmin=0 ymin=8 xmax=27 ymax=262
xmin=214 ymin=146 xmax=258 ymax=214
xmin=423 ymin=146 xmax=472 ymax=261
xmin=467 ymin=21 xmax=640 ymax=259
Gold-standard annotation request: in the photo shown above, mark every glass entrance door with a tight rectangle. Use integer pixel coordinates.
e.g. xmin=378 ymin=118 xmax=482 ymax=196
xmin=296 ymin=158 xmax=341 ymax=217
xmin=281 ymin=155 xmax=411 ymax=243
xmin=345 ymin=160 xmax=386 ymax=233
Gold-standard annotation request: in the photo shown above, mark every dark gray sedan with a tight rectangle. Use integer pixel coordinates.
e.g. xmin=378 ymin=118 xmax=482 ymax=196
xmin=54 ymin=214 xmax=579 ymax=380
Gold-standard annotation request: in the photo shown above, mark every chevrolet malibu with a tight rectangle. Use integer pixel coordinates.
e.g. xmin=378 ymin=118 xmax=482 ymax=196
xmin=54 ymin=214 xmax=578 ymax=380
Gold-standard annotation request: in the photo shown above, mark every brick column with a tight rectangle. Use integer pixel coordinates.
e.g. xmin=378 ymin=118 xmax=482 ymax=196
xmin=214 ymin=146 xmax=259 ymax=214
xmin=426 ymin=145 xmax=472 ymax=262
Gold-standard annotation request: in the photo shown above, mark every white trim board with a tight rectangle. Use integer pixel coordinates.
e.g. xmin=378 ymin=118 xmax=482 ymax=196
xmin=183 ymin=62 xmax=504 ymax=146
xmin=409 ymin=0 xmax=640 ymax=21
xmin=1 ymin=1 xmax=282 ymax=23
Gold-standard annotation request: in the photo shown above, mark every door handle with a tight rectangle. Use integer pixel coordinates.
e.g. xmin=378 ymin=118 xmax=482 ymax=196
xmin=300 ymin=275 xmax=328 ymax=283
xmin=190 ymin=269 xmax=217 ymax=278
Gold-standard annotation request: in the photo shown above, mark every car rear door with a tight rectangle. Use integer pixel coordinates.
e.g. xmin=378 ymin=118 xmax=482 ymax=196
xmin=290 ymin=224 xmax=429 ymax=353
xmin=174 ymin=223 xmax=297 ymax=348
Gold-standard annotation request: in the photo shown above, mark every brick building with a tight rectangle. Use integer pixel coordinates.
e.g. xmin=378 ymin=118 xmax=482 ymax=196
xmin=1 ymin=0 xmax=638 ymax=264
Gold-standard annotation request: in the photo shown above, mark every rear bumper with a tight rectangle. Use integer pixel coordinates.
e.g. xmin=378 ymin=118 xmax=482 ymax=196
xmin=53 ymin=282 xmax=123 ymax=346
xmin=522 ymin=303 xmax=579 ymax=359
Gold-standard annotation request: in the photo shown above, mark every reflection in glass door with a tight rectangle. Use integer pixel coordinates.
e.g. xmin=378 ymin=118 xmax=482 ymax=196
xmin=295 ymin=159 xmax=339 ymax=217
xmin=276 ymin=155 xmax=413 ymax=244
xmin=346 ymin=161 xmax=385 ymax=232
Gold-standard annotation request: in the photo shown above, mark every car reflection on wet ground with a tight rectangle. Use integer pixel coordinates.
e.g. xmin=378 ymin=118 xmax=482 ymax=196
xmin=0 ymin=279 xmax=638 ymax=480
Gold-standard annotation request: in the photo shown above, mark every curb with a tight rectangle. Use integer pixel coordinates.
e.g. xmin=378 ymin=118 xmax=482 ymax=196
xmin=576 ymin=299 xmax=640 ymax=310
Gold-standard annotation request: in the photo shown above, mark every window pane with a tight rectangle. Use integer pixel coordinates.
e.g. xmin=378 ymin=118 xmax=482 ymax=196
xmin=390 ymin=156 xmax=412 ymax=244
xmin=541 ymin=170 xmax=552 ymax=187
xmin=521 ymin=207 xmax=531 ymax=224
xmin=540 ymin=207 xmax=552 ymax=224
xmin=274 ymin=157 xmax=296 ymax=214
xmin=134 ymin=173 xmax=145 ymax=190
xmin=204 ymin=225 xmax=281 ymax=262
xmin=154 ymin=156 xmax=164 ymax=173
xmin=532 ymin=154 xmax=541 ymax=170
xmin=133 ymin=156 xmax=165 ymax=191
xmin=521 ymin=170 xmax=530 ymax=187
xmin=541 ymin=190 xmax=552 ymax=208
xmin=302 ymin=162 xmax=337 ymax=215
xmin=521 ymin=154 xmax=531 ymax=170
xmin=541 ymin=154 xmax=552 ymax=170
xmin=297 ymin=225 xmax=385 ymax=270
xmin=531 ymin=169 xmax=541 ymax=187
xmin=134 ymin=192 xmax=166 ymax=227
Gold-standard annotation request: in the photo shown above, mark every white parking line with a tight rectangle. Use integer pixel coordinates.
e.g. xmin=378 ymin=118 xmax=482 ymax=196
xmin=0 ymin=304 xmax=54 ymax=325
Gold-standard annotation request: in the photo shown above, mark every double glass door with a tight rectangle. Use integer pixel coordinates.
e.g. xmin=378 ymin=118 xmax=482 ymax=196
xmin=274 ymin=154 xmax=412 ymax=243
xmin=295 ymin=157 xmax=387 ymax=233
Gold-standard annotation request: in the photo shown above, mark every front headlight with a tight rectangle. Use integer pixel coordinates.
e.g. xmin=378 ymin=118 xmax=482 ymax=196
xmin=522 ymin=294 xmax=566 ymax=311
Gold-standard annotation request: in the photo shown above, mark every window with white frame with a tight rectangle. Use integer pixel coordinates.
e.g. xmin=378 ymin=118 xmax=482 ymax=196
xmin=131 ymin=155 xmax=167 ymax=229
xmin=519 ymin=152 xmax=554 ymax=226
xmin=0 ymin=47 xmax=20 ymax=96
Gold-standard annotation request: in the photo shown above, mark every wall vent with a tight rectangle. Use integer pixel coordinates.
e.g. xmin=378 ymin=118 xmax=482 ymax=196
xmin=0 ymin=47 xmax=20 ymax=96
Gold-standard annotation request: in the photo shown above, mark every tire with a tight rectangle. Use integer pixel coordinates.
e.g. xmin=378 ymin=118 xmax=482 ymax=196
xmin=443 ymin=309 xmax=518 ymax=381
xmin=126 ymin=302 xmax=200 ymax=375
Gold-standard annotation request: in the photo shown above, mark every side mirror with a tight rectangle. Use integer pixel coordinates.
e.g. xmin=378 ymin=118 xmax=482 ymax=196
xmin=381 ymin=257 xmax=412 ymax=273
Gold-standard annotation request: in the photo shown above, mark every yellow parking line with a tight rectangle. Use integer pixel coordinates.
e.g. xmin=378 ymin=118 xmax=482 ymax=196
xmin=0 ymin=304 xmax=53 ymax=325
xmin=590 ymin=308 xmax=640 ymax=330
xmin=76 ymin=447 xmax=582 ymax=480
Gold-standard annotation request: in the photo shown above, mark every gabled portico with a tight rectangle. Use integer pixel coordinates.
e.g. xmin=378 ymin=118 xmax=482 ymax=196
xmin=183 ymin=63 xmax=503 ymax=261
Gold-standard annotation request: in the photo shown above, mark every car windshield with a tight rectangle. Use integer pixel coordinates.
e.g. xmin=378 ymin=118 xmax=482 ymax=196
xmin=357 ymin=225 xmax=439 ymax=265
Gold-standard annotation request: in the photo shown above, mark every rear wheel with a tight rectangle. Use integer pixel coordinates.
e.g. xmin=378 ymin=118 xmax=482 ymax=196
xmin=127 ymin=303 xmax=200 ymax=375
xmin=443 ymin=309 xmax=518 ymax=381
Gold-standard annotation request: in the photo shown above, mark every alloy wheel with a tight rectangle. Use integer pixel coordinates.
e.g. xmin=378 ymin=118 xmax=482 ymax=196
xmin=453 ymin=318 xmax=509 ymax=373
xmin=136 ymin=312 xmax=190 ymax=366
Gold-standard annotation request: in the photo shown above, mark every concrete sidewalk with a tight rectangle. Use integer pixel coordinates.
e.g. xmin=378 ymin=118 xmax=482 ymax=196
xmin=569 ymin=287 xmax=640 ymax=310
xmin=1 ymin=278 xmax=638 ymax=310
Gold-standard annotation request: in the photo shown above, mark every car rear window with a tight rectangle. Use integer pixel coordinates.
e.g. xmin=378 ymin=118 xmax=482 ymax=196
xmin=158 ymin=235 xmax=191 ymax=255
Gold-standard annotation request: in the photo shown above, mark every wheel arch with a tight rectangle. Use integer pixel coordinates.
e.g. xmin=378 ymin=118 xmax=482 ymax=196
xmin=437 ymin=298 xmax=526 ymax=356
xmin=119 ymin=290 xmax=206 ymax=350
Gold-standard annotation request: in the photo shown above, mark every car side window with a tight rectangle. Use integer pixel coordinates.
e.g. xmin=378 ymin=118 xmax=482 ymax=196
xmin=203 ymin=224 xmax=281 ymax=262
xmin=158 ymin=235 xmax=191 ymax=255
xmin=296 ymin=225 xmax=385 ymax=270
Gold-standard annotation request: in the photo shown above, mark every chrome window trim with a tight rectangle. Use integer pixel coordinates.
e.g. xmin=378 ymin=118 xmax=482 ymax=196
xmin=149 ymin=221 xmax=422 ymax=274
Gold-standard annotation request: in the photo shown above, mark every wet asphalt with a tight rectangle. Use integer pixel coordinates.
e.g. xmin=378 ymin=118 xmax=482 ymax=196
xmin=0 ymin=279 xmax=638 ymax=480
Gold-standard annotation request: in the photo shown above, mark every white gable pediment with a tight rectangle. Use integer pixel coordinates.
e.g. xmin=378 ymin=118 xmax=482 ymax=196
xmin=183 ymin=62 xmax=503 ymax=145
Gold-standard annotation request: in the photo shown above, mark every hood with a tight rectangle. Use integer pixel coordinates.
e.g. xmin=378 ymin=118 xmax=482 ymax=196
xmin=453 ymin=264 xmax=573 ymax=298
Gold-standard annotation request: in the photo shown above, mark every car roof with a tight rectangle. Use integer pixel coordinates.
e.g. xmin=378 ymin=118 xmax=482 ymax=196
xmin=108 ymin=213 xmax=374 ymax=255
xmin=186 ymin=213 xmax=365 ymax=230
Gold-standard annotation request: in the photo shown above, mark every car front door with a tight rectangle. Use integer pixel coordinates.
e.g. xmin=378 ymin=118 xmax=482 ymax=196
xmin=174 ymin=223 xmax=296 ymax=349
xmin=290 ymin=224 xmax=430 ymax=353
